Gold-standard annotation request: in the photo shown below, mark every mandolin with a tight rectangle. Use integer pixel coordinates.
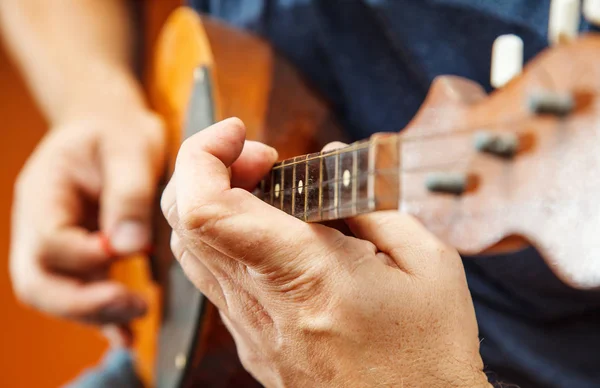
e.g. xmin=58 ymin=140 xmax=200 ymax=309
xmin=123 ymin=5 xmax=600 ymax=387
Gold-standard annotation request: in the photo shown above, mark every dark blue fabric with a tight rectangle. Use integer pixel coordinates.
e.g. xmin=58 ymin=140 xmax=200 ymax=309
xmin=185 ymin=1 xmax=600 ymax=387
xmin=65 ymin=349 xmax=141 ymax=388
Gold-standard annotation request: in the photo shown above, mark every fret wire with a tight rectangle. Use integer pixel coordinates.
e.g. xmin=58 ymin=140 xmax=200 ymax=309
xmin=271 ymin=140 xmax=373 ymax=170
xmin=318 ymin=153 xmax=323 ymax=220
xmin=272 ymin=168 xmax=398 ymax=194
xmin=291 ymin=160 xmax=297 ymax=216
xmin=368 ymin=139 xmax=376 ymax=209
xmin=352 ymin=146 xmax=358 ymax=215
xmin=270 ymin=168 xmax=274 ymax=205
xmin=334 ymin=152 xmax=339 ymax=219
xmin=304 ymin=197 xmax=383 ymax=218
xmin=304 ymin=154 xmax=309 ymax=221
xmin=280 ymin=160 xmax=285 ymax=209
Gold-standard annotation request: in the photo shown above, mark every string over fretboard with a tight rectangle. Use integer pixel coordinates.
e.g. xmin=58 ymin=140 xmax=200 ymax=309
xmin=254 ymin=133 xmax=401 ymax=222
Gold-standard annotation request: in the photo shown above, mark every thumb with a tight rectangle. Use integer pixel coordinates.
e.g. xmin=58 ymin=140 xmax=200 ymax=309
xmin=100 ymin=128 xmax=165 ymax=256
xmin=346 ymin=211 xmax=451 ymax=275
xmin=230 ymin=140 xmax=279 ymax=191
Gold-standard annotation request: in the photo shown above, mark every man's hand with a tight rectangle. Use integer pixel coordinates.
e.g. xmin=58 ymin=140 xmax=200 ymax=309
xmin=161 ymin=118 xmax=490 ymax=387
xmin=10 ymin=104 xmax=165 ymax=343
xmin=2 ymin=0 xmax=166 ymax=346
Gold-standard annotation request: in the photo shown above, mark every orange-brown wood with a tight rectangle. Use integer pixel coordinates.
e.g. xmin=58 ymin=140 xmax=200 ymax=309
xmin=109 ymin=2 xmax=183 ymax=387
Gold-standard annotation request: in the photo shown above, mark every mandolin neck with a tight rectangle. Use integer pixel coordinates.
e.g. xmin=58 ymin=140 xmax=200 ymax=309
xmin=254 ymin=133 xmax=401 ymax=222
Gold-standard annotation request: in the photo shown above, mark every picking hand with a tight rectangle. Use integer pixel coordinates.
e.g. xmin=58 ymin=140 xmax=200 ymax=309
xmin=10 ymin=105 xmax=165 ymax=344
xmin=161 ymin=118 xmax=490 ymax=387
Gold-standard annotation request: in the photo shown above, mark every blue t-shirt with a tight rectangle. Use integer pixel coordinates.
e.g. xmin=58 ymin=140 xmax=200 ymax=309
xmin=186 ymin=1 xmax=600 ymax=387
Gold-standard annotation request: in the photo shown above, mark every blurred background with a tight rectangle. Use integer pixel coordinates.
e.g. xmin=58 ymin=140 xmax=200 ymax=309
xmin=0 ymin=39 xmax=108 ymax=387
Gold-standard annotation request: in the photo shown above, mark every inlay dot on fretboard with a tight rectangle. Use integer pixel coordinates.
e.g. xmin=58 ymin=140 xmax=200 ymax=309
xmin=275 ymin=183 xmax=280 ymax=198
xmin=342 ymin=170 xmax=351 ymax=187
xmin=298 ymin=180 xmax=303 ymax=194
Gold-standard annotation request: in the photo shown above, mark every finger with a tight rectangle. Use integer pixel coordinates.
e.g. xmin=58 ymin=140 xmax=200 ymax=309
xmin=20 ymin=272 xmax=147 ymax=324
xmin=160 ymin=177 xmax=176 ymax=228
xmin=230 ymin=140 xmax=278 ymax=191
xmin=169 ymin=231 xmax=228 ymax=311
xmin=164 ymin=180 xmax=249 ymax=313
xmin=345 ymin=211 xmax=447 ymax=275
xmin=39 ymin=228 xmax=113 ymax=273
xmin=173 ymin=117 xmax=336 ymax=273
xmin=100 ymin=121 xmax=165 ymax=256
xmin=13 ymin=178 xmax=111 ymax=275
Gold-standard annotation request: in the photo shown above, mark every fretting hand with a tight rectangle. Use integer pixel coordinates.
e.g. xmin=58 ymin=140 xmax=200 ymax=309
xmin=161 ymin=118 xmax=491 ymax=387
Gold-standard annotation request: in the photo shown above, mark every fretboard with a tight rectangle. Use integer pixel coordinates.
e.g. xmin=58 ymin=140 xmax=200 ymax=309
xmin=254 ymin=133 xmax=401 ymax=222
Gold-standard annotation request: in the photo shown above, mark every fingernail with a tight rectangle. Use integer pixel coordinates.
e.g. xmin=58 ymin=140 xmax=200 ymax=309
xmin=110 ymin=221 xmax=149 ymax=255
xmin=99 ymin=233 xmax=116 ymax=257
xmin=267 ymin=146 xmax=278 ymax=160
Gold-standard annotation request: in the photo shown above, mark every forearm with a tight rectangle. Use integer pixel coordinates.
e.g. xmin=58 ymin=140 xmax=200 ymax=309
xmin=0 ymin=0 xmax=145 ymax=123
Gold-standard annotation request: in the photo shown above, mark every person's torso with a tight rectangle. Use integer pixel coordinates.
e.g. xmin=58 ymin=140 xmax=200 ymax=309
xmin=189 ymin=1 xmax=600 ymax=386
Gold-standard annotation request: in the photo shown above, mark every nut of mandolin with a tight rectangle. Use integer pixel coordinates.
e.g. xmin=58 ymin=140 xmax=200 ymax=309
xmin=491 ymin=34 xmax=524 ymax=89
xmin=549 ymin=0 xmax=581 ymax=45
xmin=584 ymin=0 xmax=600 ymax=26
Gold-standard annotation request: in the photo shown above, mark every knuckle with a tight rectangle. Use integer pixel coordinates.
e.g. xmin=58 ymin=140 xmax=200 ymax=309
xmin=238 ymin=349 xmax=261 ymax=372
xmin=160 ymin=196 xmax=174 ymax=223
xmin=179 ymin=200 xmax=226 ymax=233
xmin=169 ymin=232 xmax=182 ymax=259
xmin=195 ymin=274 xmax=217 ymax=296
xmin=178 ymin=135 xmax=197 ymax=161
xmin=420 ymin=237 xmax=449 ymax=256
xmin=60 ymin=299 xmax=85 ymax=320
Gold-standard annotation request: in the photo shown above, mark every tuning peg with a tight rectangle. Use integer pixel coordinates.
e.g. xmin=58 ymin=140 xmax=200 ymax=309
xmin=549 ymin=0 xmax=581 ymax=45
xmin=473 ymin=131 xmax=520 ymax=158
xmin=584 ymin=0 xmax=600 ymax=26
xmin=425 ymin=173 xmax=469 ymax=195
xmin=528 ymin=91 xmax=575 ymax=116
xmin=490 ymin=34 xmax=524 ymax=89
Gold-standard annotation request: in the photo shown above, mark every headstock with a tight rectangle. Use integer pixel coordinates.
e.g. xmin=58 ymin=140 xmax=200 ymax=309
xmin=399 ymin=34 xmax=600 ymax=290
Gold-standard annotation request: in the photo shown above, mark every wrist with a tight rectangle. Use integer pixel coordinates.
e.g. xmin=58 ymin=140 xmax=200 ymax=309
xmin=53 ymin=61 xmax=148 ymax=125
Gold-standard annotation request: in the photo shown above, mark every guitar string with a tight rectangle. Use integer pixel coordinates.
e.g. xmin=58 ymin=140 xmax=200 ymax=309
xmin=259 ymin=69 xmax=569 ymax=219
xmin=269 ymin=110 xmax=534 ymax=172
xmin=259 ymin=113 xmax=540 ymax=217
xmin=261 ymin=113 xmax=535 ymax=201
xmin=269 ymin=64 xmax=564 ymax=172
xmin=260 ymin=169 xmax=454 ymax=218
xmin=262 ymin=167 xmax=427 ymax=198
xmin=306 ymin=58 xmax=597 ymax=220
